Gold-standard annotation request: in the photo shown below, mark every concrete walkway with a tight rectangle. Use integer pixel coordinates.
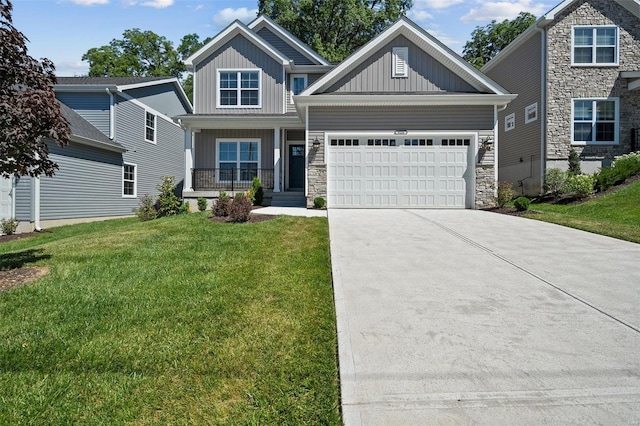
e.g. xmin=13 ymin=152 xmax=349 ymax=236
xmin=329 ymin=209 xmax=640 ymax=425
xmin=252 ymin=206 xmax=327 ymax=217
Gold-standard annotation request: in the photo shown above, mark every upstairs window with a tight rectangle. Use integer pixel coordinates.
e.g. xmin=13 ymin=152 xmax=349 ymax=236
xmin=290 ymin=74 xmax=308 ymax=103
xmin=525 ymin=103 xmax=538 ymax=124
xmin=392 ymin=47 xmax=409 ymax=78
xmin=572 ymin=26 xmax=618 ymax=66
xmin=145 ymin=111 xmax=156 ymax=143
xmin=218 ymin=70 xmax=261 ymax=108
xmin=505 ymin=113 xmax=515 ymax=132
xmin=572 ymin=98 xmax=619 ymax=145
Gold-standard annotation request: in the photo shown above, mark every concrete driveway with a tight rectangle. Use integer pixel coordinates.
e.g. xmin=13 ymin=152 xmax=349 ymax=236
xmin=328 ymin=209 xmax=640 ymax=425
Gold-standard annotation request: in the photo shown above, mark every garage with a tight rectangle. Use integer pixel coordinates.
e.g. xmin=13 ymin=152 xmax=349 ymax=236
xmin=327 ymin=134 xmax=474 ymax=208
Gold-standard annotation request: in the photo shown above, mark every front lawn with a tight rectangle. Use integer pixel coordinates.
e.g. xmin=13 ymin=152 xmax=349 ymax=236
xmin=0 ymin=214 xmax=341 ymax=424
xmin=527 ymin=180 xmax=640 ymax=244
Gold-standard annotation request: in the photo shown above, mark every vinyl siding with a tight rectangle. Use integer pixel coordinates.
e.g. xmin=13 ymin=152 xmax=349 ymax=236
xmin=56 ymin=92 xmax=111 ymax=136
xmin=194 ymin=35 xmax=284 ymax=114
xmin=309 ymin=106 xmax=494 ymax=131
xmin=286 ymin=73 xmax=323 ymax=112
xmin=14 ymin=176 xmax=32 ymax=221
xmin=124 ymin=84 xmax=191 ymax=117
xmin=484 ymin=31 xmax=543 ymax=195
xmin=256 ymin=27 xmax=315 ymax=65
xmin=115 ymin=95 xmax=185 ymax=198
xmin=194 ymin=129 xmax=275 ymax=170
xmin=324 ymin=35 xmax=478 ymax=94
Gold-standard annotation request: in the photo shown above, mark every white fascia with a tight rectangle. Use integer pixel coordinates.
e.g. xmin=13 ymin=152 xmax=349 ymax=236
xmin=294 ymin=93 xmax=518 ymax=109
xmin=116 ymin=91 xmax=183 ymax=129
xmin=70 ymin=135 xmax=127 ymax=153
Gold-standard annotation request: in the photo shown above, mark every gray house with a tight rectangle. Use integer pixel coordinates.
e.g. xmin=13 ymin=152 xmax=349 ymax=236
xmin=177 ymin=16 xmax=516 ymax=209
xmin=0 ymin=77 xmax=192 ymax=233
xmin=483 ymin=0 xmax=640 ymax=196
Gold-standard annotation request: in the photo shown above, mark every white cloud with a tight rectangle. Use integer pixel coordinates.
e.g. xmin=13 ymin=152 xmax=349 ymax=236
xmin=407 ymin=9 xmax=433 ymax=22
xmin=194 ymin=4 xmax=204 ymax=11
xmin=213 ymin=7 xmax=258 ymax=27
xmin=461 ymin=1 xmax=547 ymax=22
xmin=70 ymin=0 xmax=109 ymax=5
xmin=140 ymin=0 xmax=174 ymax=8
xmin=414 ymin=0 xmax=465 ymax=9
xmin=426 ymin=29 xmax=462 ymax=51
xmin=54 ymin=60 xmax=90 ymax=77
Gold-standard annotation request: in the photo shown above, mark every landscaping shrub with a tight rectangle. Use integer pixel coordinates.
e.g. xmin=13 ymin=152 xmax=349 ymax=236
xmin=197 ymin=197 xmax=207 ymax=212
xmin=313 ymin=197 xmax=326 ymax=209
xmin=513 ymin=196 xmax=531 ymax=211
xmin=544 ymin=168 xmax=568 ymax=197
xmin=594 ymin=167 xmax=622 ymax=192
xmin=594 ymin=152 xmax=640 ymax=192
xmin=496 ymin=181 xmax=516 ymax=208
xmin=135 ymin=194 xmax=157 ymax=221
xmin=229 ymin=192 xmax=252 ymax=223
xmin=251 ymin=177 xmax=264 ymax=206
xmin=179 ymin=201 xmax=190 ymax=214
xmin=156 ymin=176 xmax=182 ymax=217
xmin=567 ymin=148 xmax=582 ymax=176
xmin=212 ymin=192 xmax=231 ymax=217
xmin=565 ymin=174 xmax=595 ymax=199
xmin=1 ymin=217 xmax=19 ymax=235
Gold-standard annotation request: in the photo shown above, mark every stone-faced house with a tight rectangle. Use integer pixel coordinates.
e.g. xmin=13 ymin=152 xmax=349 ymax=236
xmin=483 ymin=0 xmax=640 ymax=196
xmin=177 ymin=16 xmax=515 ymax=209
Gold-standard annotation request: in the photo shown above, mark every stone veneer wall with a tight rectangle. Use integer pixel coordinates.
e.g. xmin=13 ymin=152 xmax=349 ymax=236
xmin=476 ymin=130 xmax=497 ymax=209
xmin=546 ymin=0 xmax=640 ymax=165
xmin=306 ymin=131 xmax=326 ymax=208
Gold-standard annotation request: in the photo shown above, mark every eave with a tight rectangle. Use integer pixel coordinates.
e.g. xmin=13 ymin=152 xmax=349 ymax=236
xmin=174 ymin=114 xmax=305 ymax=130
xmin=621 ymin=71 xmax=640 ymax=91
xmin=69 ymin=135 xmax=127 ymax=153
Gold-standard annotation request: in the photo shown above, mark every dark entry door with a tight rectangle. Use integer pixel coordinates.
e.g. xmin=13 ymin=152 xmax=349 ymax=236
xmin=288 ymin=145 xmax=305 ymax=189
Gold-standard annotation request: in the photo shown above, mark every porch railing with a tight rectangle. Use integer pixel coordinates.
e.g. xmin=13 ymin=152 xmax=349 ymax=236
xmin=192 ymin=168 xmax=274 ymax=191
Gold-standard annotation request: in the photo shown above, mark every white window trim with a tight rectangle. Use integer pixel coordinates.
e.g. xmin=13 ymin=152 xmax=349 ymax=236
xmin=525 ymin=103 xmax=538 ymax=124
xmin=144 ymin=110 xmax=156 ymax=144
xmin=122 ymin=162 xmax=137 ymax=198
xmin=392 ymin=47 xmax=409 ymax=78
xmin=216 ymin=69 xmax=262 ymax=109
xmin=290 ymin=74 xmax=308 ymax=104
xmin=215 ymin=139 xmax=262 ymax=183
xmin=571 ymin=97 xmax=619 ymax=145
xmin=571 ymin=25 xmax=619 ymax=67
xmin=505 ymin=113 xmax=515 ymax=132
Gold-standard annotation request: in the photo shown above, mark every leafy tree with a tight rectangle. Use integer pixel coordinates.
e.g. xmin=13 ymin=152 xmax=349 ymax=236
xmin=177 ymin=33 xmax=211 ymax=102
xmin=463 ymin=12 xmax=536 ymax=69
xmin=258 ymin=0 xmax=412 ymax=63
xmin=82 ymin=28 xmax=185 ymax=78
xmin=0 ymin=0 xmax=70 ymax=178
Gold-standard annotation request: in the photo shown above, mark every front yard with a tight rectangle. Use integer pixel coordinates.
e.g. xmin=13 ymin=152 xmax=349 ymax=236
xmin=0 ymin=214 xmax=341 ymax=424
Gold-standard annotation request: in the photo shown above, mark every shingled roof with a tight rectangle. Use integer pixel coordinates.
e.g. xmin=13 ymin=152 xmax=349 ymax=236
xmin=58 ymin=102 xmax=125 ymax=152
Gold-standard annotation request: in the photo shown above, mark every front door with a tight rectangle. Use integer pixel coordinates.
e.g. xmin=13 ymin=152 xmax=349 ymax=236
xmin=288 ymin=145 xmax=305 ymax=190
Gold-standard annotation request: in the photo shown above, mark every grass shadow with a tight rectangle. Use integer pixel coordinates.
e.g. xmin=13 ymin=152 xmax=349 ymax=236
xmin=0 ymin=249 xmax=51 ymax=270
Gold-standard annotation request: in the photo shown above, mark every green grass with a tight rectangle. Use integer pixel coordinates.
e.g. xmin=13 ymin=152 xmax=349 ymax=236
xmin=526 ymin=180 xmax=640 ymax=244
xmin=0 ymin=214 xmax=341 ymax=425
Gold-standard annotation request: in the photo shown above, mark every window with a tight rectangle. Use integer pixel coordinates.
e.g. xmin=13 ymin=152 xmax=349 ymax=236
xmin=145 ymin=111 xmax=156 ymax=143
xmin=217 ymin=70 xmax=261 ymax=108
xmin=505 ymin=113 xmax=515 ymax=132
xmin=123 ymin=163 xmax=136 ymax=197
xmin=392 ymin=47 xmax=409 ymax=78
xmin=330 ymin=139 xmax=360 ymax=146
xmin=217 ymin=140 xmax=260 ymax=182
xmin=525 ymin=103 xmax=538 ymax=124
xmin=290 ymin=74 xmax=308 ymax=103
xmin=572 ymin=98 xmax=619 ymax=144
xmin=572 ymin=26 xmax=618 ymax=66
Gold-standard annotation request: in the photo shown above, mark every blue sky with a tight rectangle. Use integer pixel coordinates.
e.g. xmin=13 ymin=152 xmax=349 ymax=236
xmin=12 ymin=0 xmax=553 ymax=76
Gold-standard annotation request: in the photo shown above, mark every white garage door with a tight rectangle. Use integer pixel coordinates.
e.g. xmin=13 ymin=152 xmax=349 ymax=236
xmin=327 ymin=136 xmax=473 ymax=208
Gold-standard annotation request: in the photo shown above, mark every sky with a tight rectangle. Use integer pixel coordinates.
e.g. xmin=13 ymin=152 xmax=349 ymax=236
xmin=11 ymin=0 xmax=553 ymax=76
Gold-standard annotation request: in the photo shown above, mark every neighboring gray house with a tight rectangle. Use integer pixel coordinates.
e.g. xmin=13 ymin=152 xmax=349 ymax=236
xmin=177 ymin=16 xmax=515 ymax=209
xmin=483 ymin=0 xmax=640 ymax=196
xmin=1 ymin=77 xmax=192 ymax=233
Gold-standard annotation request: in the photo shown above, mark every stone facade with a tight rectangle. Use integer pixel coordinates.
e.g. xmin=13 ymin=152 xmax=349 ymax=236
xmin=546 ymin=0 xmax=640 ymax=166
xmin=306 ymin=131 xmax=327 ymax=207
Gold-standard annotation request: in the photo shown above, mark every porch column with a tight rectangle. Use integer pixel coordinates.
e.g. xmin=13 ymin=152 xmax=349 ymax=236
xmin=273 ymin=126 xmax=281 ymax=192
xmin=184 ymin=130 xmax=194 ymax=192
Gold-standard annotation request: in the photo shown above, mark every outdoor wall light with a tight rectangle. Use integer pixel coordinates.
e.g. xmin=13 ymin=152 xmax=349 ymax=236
xmin=481 ymin=137 xmax=494 ymax=150
xmin=312 ymin=137 xmax=321 ymax=150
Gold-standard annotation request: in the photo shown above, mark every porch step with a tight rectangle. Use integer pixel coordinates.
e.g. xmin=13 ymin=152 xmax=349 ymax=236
xmin=270 ymin=192 xmax=306 ymax=207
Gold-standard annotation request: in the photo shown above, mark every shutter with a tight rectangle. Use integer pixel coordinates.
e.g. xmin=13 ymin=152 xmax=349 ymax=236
xmin=393 ymin=47 xmax=408 ymax=78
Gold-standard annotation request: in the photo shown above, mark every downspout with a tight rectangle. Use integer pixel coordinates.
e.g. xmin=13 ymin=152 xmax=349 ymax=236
xmin=107 ymin=88 xmax=115 ymax=139
xmin=539 ymin=27 xmax=547 ymax=194
xmin=34 ymin=174 xmax=41 ymax=231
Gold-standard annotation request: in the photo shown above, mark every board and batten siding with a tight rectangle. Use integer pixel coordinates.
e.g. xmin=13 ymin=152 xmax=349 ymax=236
xmin=115 ymin=95 xmax=185 ymax=198
xmin=256 ymin=27 xmax=315 ymax=65
xmin=194 ymin=35 xmax=284 ymax=114
xmin=194 ymin=129 xmax=275 ymax=170
xmin=125 ymin=84 xmax=191 ymax=117
xmin=324 ymin=35 xmax=478 ymax=94
xmin=309 ymin=106 xmax=494 ymax=131
xmin=56 ymin=92 xmax=111 ymax=136
xmin=484 ymin=31 xmax=543 ymax=195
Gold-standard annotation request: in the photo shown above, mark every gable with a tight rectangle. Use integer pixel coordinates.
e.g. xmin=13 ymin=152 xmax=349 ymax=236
xmin=124 ymin=83 xmax=191 ymax=117
xmin=256 ymin=27 xmax=315 ymax=65
xmin=323 ymin=35 xmax=479 ymax=94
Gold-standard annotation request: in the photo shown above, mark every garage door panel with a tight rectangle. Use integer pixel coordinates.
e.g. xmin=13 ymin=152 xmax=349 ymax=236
xmin=328 ymin=137 xmax=471 ymax=208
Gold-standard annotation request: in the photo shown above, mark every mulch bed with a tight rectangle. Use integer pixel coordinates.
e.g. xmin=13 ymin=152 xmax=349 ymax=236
xmin=0 ymin=231 xmax=41 ymax=244
xmin=0 ymin=266 xmax=49 ymax=292
xmin=210 ymin=213 xmax=276 ymax=223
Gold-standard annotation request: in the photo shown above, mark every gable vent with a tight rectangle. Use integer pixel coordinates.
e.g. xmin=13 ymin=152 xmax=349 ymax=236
xmin=392 ymin=47 xmax=409 ymax=78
